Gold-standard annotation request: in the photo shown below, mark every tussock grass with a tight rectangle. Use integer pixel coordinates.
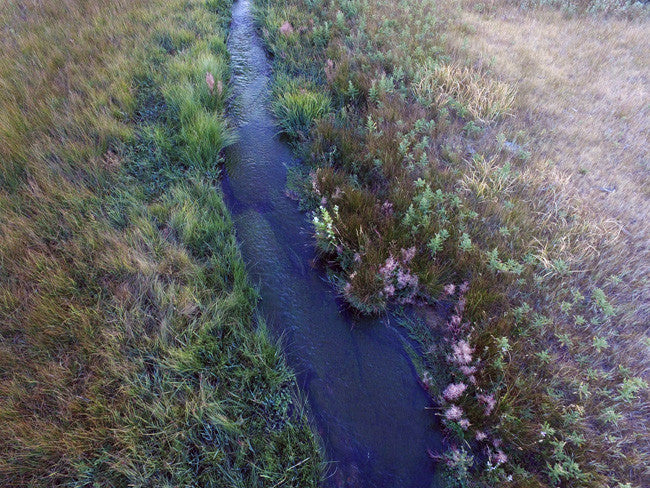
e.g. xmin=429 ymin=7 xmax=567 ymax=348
xmin=272 ymin=77 xmax=332 ymax=139
xmin=0 ymin=0 xmax=321 ymax=485
xmin=253 ymin=0 xmax=648 ymax=486
xmin=415 ymin=62 xmax=515 ymax=122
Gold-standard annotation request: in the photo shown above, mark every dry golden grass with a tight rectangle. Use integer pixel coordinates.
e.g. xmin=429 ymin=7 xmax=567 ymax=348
xmin=442 ymin=2 xmax=650 ymax=370
xmin=415 ymin=61 xmax=516 ymax=121
xmin=446 ymin=2 xmax=649 ymax=271
xmin=452 ymin=6 xmax=648 ymax=230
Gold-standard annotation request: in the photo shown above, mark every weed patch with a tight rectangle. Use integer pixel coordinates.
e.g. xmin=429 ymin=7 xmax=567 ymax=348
xmin=253 ymin=0 xmax=648 ymax=486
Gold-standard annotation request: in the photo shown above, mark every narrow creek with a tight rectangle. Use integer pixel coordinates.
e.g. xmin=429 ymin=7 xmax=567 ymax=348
xmin=223 ymin=1 xmax=443 ymax=486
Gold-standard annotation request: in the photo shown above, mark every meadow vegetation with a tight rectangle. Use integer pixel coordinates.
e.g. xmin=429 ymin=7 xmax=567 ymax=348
xmin=253 ymin=0 xmax=649 ymax=486
xmin=0 ymin=0 xmax=321 ymax=485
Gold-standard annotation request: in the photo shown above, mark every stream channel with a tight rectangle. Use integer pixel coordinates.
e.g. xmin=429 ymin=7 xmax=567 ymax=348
xmin=222 ymin=0 xmax=443 ymax=486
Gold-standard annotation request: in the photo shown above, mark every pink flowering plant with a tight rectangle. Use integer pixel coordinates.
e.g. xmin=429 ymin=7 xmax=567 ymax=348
xmin=417 ymin=282 xmax=517 ymax=483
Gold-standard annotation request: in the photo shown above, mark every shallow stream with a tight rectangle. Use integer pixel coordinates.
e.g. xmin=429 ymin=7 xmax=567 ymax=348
xmin=223 ymin=1 xmax=442 ymax=485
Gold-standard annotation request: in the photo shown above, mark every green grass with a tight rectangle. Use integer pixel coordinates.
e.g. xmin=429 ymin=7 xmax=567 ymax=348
xmin=0 ymin=0 xmax=321 ymax=486
xmin=252 ymin=0 xmax=648 ymax=487
xmin=272 ymin=76 xmax=331 ymax=139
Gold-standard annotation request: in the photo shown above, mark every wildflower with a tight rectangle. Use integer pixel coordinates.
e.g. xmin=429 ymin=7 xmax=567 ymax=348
xmin=310 ymin=173 xmax=320 ymax=194
xmin=279 ymin=21 xmax=294 ymax=35
xmin=443 ymin=284 xmax=456 ymax=295
xmin=459 ymin=281 xmax=470 ymax=294
xmin=459 ymin=418 xmax=471 ymax=430
xmin=325 ymin=58 xmax=335 ymax=83
xmin=450 ymin=315 xmax=461 ymax=327
xmin=206 ymin=71 xmax=215 ymax=93
xmin=475 ymin=431 xmax=487 ymax=441
xmin=401 ymin=246 xmax=416 ymax=263
xmin=397 ymin=268 xmax=418 ymax=288
xmin=216 ymin=79 xmax=223 ymax=96
xmin=396 ymin=269 xmax=409 ymax=288
xmin=343 ymin=282 xmax=352 ymax=295
xmin=442 ymin=382 xmax=467 ymax=401
xmin=444 ymin=405 xmax=463 ymax=421
xmin=477 ymin=393 xmax=496 ymax=416
xmin=451 ymin=340 xmax=474 ymax=365
xmin=455 ymin=297 xmax=466 ymax=314
xmin=494 ymin=450 xmax=508 ymax=465
xmin=381 ymin=200 xmax=394 ymax=215
xmin=353 ymin=252 xmax=361 ymax=263
xmin=459 ymin=365 xmax=476 ymax=376
xmin=379 ymin=255 xmax=398 ymax=278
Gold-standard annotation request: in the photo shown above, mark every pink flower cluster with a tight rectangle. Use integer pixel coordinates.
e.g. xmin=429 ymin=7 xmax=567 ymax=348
xmin=279 ymin=21 xmax=294 ymax=35
xmin=421 ymin=371 xmax=433 ymax=391
xmin=477 ymin=393 xmax=496 ymax=416
xmin=423 ymin=281 xmax=510 ymax=468
xmin=450 ymin=340 xmax=474 ymax=365
xmin=401 ymin=246 xmax=416 ymax=263
xmin=205 ymin=72 xmax=223 ymax=96
xmin=444 ymin=405 xmax=463 ymax=421
xmin=379 ymin=255 xmax=398 ymax=279
xmin=206 ymin=71 xmax=215 ymax=93
xmin=325 ymin=59 xmax=335 ymax=84
xmin=493 ymin=450 xmax=508 ymax=465
xmin=442 ymin=382 xmax=467 ymax=401
xmin=378 ymin=251 xmax=419 ymax=303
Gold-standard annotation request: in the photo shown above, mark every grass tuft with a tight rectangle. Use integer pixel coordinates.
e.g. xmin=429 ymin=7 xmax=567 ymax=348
xmin=272 ymin=78 xmax=331 ymax=139
xmin=414 ymin=62 xmax=515 ymax=121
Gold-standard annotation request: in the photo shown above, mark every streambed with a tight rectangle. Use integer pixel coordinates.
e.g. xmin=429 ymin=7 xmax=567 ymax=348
xmin=223 ymin=1 xmax=442 ymax=485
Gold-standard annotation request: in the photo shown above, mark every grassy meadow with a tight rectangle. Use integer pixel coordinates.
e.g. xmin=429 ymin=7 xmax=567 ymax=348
xmin=253 ymin=0 xmax=649 ymax=486
xmin=0 ymin=0 xmax=321 ymax=486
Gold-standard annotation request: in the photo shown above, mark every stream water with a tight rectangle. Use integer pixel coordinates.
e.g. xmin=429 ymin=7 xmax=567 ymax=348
xmin=223 ymin=1 xmax=442 ymax=486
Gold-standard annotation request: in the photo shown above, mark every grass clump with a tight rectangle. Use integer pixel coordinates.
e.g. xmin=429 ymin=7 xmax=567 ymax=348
xmin=253 ymin=0 xmax=648 ymax=486
xmin=272 ymin=77 xmax=331 ymax=139
xmin=179 ymin=110 xmax=236 ymax=169
xmin=0 ymin=0 xmax=322 ymax=486
xmin=414 ymin=62 xmax=515 ymax=122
